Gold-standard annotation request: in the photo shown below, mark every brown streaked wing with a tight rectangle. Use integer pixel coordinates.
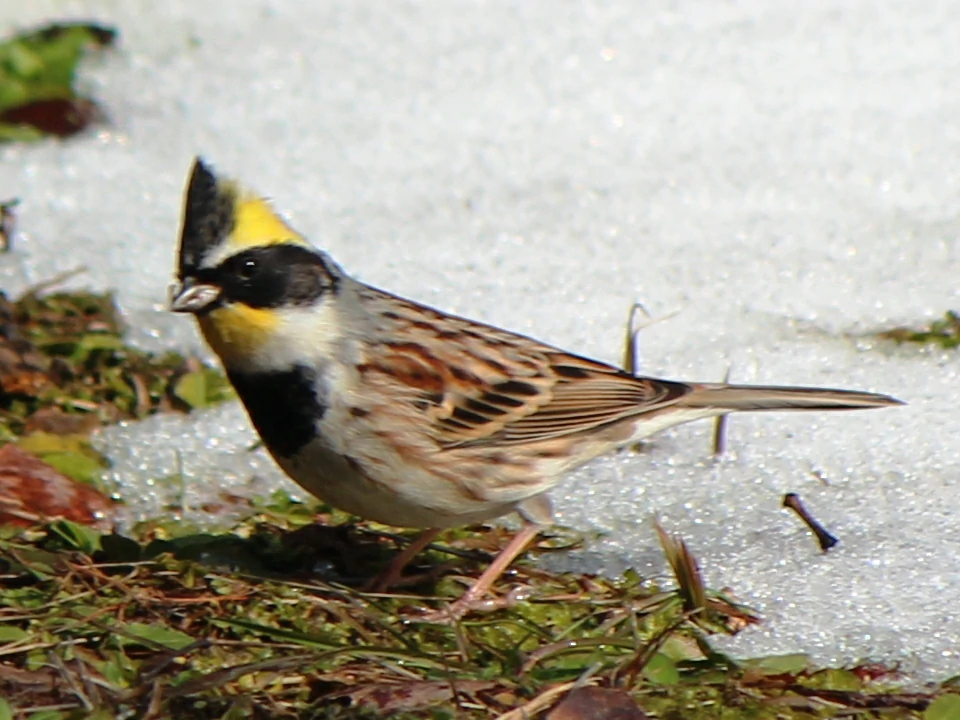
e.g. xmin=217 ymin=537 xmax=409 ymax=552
xmin=434 ymin=352 xmax=693 ymax=448
xmin=359 ymin=286 xmax=694 ymax=449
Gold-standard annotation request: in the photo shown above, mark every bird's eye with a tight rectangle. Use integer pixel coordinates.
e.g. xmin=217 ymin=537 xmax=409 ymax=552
xmin=238 ymin=259 xmax=258 ymax=280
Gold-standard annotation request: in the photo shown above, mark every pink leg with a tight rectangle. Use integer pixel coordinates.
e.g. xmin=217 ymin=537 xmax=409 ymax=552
xmin=422 ymin=522 xmax=542 ymax=622
xmin=365 ymin=528 xmax=443 ymax=592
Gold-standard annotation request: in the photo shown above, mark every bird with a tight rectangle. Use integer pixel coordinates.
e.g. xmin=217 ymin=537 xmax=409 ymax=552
xmin=169 ymin=157 xmax=903 ymax=620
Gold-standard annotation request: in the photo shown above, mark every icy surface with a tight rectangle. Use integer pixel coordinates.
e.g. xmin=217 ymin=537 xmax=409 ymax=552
xmin=3 ymin=0 xmax=959 ymax=681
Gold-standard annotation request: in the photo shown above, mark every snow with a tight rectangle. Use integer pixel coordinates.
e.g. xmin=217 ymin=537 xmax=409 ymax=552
xmin=2 ymin=0 xmax=958 ymax=682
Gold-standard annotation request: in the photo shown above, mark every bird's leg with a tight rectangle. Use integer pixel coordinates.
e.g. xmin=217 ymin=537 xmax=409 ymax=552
xmin=422 ymin=521 xmax=542 ymax=622
xmin=365 ymin=527 xmax=443 ymax=592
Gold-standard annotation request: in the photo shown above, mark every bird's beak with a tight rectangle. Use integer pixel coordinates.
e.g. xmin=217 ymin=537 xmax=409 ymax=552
xmin=169 ymin=279 xmax=222 ymax=314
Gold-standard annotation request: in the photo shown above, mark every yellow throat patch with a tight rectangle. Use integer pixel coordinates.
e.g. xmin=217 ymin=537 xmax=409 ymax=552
xmin=198 ymin=303 xmax=278 ymax=363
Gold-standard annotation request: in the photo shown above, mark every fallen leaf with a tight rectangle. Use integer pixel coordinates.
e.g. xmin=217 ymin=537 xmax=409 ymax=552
xmin=23 ymin=407 xmax=100 ymax=435
xmin=121 ymin=622 xmax=196 ymax=651
xmin=0 ymin=368 xmax=51 ymax=396
xmin=547 ymin=687 xmax=648 ymax=720
xmin=0 ymin=97 xmax=100 ymax=138
xmin=925 ymin=694 xmax=960 ymax=720
xmin=0 ymin=443 xmax=112 ymax=528
xmin=741 ymin=653 xmax=810 ymax=679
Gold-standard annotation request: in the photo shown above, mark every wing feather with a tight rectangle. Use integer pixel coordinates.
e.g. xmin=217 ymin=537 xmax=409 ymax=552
xmin=434 ymin=352 xmax=692 ymax=447
xmin=357 ymin=288 xmax=694 ymax=449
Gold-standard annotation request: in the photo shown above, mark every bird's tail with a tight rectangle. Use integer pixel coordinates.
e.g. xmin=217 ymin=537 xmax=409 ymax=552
xmin=679 ymin=383 xmax=903 ymax=412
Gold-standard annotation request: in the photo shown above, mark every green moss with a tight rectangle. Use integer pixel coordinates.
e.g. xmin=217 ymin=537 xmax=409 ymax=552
xmin=877 ymin=311 xmax=960 ymax=349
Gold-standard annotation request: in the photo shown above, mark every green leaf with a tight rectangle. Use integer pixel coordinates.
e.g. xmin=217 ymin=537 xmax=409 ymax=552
xmin=173 ymin=369 xmax=209 ymax=409
xmin=49 ymin=519 xmax=102 ymax=554
xmin=925 ymin=694 xmax=960 ymax=720
xmin=643 ymin=652 xmax=681 ymax=685
xmin=70 ymin=332 xmax=126 ymax=361
xmin=0 ymin=122 xmax=43 ymax=141
xmin=18 ymin=433 xmax=111 ymax=486
xmin=1 ymin=545 xmax=59 ymax=579
xmin=39 ymin=451 xmax=109 ymax=484
xmin=204 ymin=368 xmax=235 ymax=404
xmin=173 ymin=368 xmax=234 ymax=409
xmin=0 ymin=626 xmax=28 ymax=643
xmin=659 ymin=634 xmax=707 ymax=663
xmin=122 ymin=622 xmax=195 ymax=650
xmin=100 ymin=652 xmax=135 ymax=687
xmin=18 ymin=432 xmax=88 ymax=455
xmin=813 ymin=667 xmax=862 ymax=691
xmin=742 ymin=653 xmax=810 ymax=675
xmin=27 ymin=711 xmax=64 ymax=720
xmin=0 ymin=697 xmax=12 ymax=720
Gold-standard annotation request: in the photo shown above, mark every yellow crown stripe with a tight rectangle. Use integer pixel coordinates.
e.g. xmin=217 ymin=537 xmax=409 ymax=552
xmin=229 ymin=194 xmax=310 ymax=249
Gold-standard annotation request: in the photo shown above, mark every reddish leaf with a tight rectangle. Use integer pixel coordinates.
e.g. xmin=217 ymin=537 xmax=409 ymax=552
xmin=0 ymin=97 xmax=100 ymax=138
xmin=849 ymin=662 xmax=901 ymax=683
xmin=0 ymin=444 xmax=113 ymax=528
xmin=0 ymin=369 xmax=53 ymax=397
xmin=547 ymin=687 xmax=648 ymax=720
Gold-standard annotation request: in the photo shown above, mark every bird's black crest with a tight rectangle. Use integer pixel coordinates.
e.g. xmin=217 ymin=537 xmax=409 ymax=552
xmin=177 ymin=157 xmax=236 ymax=277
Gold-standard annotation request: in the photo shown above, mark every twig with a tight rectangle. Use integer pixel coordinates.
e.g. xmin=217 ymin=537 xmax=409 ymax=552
xmin=621 ymin=301 xmax=681 ymax=375
xmin=47 ymin=650 xmax=94 ymax=712
xmin=0 ymin=197 xmax=19 ymax=252
xmin=16 ymin=266 xmax=88 ymax=300
xmin=783 ymin=493 xmax=839 ymax=551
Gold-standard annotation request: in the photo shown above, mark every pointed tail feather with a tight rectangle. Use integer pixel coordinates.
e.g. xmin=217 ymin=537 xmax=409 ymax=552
xmin=680 ymin=383 xmax=904 ymax=412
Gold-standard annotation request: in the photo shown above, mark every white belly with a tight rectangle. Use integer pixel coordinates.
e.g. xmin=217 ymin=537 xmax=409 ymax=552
xmin=272 ymin=436 xmax=517 ymax=529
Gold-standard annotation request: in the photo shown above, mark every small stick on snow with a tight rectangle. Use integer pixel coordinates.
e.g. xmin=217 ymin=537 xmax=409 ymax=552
xmin=0 ymin=198 xmax=19 ymax=252
xmin=783 ymin=493 xmax=839 ymax=551
xmin=620 ymin=300 xmax=681 ymax=375
xmin=622 ymin=302 xmax=649 ymax=375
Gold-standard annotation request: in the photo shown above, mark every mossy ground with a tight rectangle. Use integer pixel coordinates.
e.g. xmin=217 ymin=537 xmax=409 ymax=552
xmin=876 ymin=311 xmax=960 ymax=350
xmin=3 ymin=503 xmax=958 ymax=720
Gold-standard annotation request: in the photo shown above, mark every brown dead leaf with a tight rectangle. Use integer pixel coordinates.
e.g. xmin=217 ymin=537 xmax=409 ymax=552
xmin=0 ymin=97 xmax=101 ymax=138
xmin=1 ymin=368 xmax=54 ymax=397
xmin=0 ymin=328 xmax=53 ymax=398
xmin=0 ymin=662 xmax=59 ymax=688
xmin=24 ymin=407 xmax=101 ymax=435
xmin=547 ymin=687 xmax=648 ymax=720
xmin=0 ymin=444 xmax=113 ymax=528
